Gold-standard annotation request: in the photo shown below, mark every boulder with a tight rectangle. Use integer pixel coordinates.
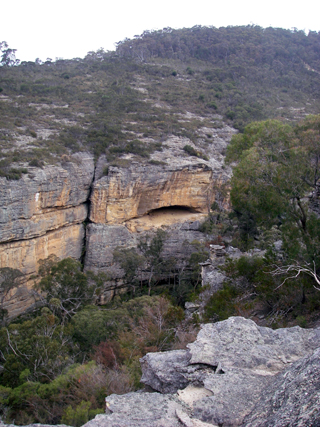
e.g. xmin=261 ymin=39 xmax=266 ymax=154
xmin=84 ymin=392 xmax=190 ymax=427
xmin=140 ymin=350 xmax=191 ymax=394
xmin=242 ymin=347 xmax=320 ymax=427
xmin=138 ymin=317 xmax=320 ymax=426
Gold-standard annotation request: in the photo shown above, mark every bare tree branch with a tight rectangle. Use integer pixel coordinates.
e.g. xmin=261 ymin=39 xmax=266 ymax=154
xmin=271 ymin=261 xmax=320 ymax=291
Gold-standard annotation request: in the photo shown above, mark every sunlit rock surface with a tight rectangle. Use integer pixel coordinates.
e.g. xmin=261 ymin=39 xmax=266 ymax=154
xmin=90 ymin=163 xmax=214 ymax=224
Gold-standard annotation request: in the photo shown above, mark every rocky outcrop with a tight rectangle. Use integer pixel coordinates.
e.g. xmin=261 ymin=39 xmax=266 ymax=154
xmin=243 ymin=347 xmax=320 ymax=426
xmin=84 ymin=221 xmax=207 ymax=274
xmin=141 ymin=317 xmax=320 ymax=426
xmin=0 ymin=153 xmax=94 ymax=242
xmin=1 ymin=120 xmax=235 ymax=316
xmin=88 ymin=392 xmax=188 ymax=427
xmin=83 ymin=317 xmax=320 ymax=427
xmin=0 ymin=153 xmax=94 ymax=316
xmin=90 ymin=163 xmax=213 ymax=224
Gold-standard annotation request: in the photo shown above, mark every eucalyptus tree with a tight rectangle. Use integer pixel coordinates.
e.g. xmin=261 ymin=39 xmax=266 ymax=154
xmin=226 ymin=116 xmax=320 ymax=286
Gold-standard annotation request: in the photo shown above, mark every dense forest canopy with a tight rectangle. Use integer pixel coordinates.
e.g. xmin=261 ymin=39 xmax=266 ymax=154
xmin=116 ymin=25 xmax=320 ymax=69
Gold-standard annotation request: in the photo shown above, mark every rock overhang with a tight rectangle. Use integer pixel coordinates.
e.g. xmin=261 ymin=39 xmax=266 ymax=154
xmin=89 ymin=162 xmax=215 ymax=225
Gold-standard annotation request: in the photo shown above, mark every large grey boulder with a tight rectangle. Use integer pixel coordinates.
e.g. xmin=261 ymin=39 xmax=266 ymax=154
xmin=187 ymin=316 xmax=320 ymax=370
xmin=242 ymin=347 xmax=320 ymax=427
xmin=140 ymin=350 xmax=191 ymax=393
xmin=139 ymin=317 xmax=320 ymax=426
xmin=83 ymin=392 xmax=191 ymax=427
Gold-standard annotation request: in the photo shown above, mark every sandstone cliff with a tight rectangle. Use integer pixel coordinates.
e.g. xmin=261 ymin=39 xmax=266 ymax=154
xmin=0 ymin=152 xmax=94 ymax=316
xmin=84 ymin=126 xmax=235 ymax=283
xmin=0 ymin=119 xmax=236 ymax=317
xmin=90 ymin=163 xmax=214 ymax=224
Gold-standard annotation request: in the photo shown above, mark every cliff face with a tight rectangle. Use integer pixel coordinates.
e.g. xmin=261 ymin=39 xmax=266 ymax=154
xmin=0 ymin=153 xmax=94 ymax=240
xmin=0 ymin=121 xmax=236 ymax=317
xmin=85 ymin=161 xmax=215 ymax=280
xmin=84 ymin=126 xmax=235 ymax=280
xmin=0 ymin=225 xmax=86 ymax=317
xmin=90 ymin=164 xmax=213 ymax=224
xmin=0 ymin=153 xmax=94 ymax=316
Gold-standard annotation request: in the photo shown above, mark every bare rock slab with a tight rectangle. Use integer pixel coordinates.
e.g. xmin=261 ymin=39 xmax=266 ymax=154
xmin=187 ymin=316 xmax=320 ymax=371
xmin=85 ymin=392 xmax=189 ymax=427
xmin=242 ymin=347 xmax=320 ymax=427
xmin=139 ymin=317 xmax=320 ymax=426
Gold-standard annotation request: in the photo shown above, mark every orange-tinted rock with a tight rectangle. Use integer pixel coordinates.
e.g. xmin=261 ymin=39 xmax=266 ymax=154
xmin=90 ymin=164 xmax=214 ymax=224
xmin=0 ymin=153 xmax=94 ymax=318
xmin=0 ymin=224 xmax=85 ymax=317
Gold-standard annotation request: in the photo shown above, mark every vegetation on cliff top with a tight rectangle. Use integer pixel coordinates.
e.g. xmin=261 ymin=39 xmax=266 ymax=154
xmin=1 ymin=25 xmax=320 ymax=177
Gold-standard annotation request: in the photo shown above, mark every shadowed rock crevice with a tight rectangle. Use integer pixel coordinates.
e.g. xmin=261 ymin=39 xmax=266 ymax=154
xmin=147 ymin=205 xmax=201 ymax=215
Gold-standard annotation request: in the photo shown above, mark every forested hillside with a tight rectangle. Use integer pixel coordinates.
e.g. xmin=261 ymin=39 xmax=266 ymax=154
xmin=1 ymin=25 xmax=320 ymax=178
xmin=116 ymin=25 xmax=320 ymax=126
xmin=1 ymin=25 xmax=320 ymax=426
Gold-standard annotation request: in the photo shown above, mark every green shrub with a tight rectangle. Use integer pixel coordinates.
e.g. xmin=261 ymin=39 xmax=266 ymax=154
xmin=203 ymin=283 xmax=239 ymax=321
xmin=296 ymin=315 xmax=307 ymax=328
xmin=148 ymin=159 xmax=166 ymax=165
xmin=0 ymin=167 xmax=28 ymax=180
xmin=207 ymin=101 xmax=218 ymax=110
xmin=61 ymin=401 xmax=92 ymax=427
xmin=183 ymin=144 xmax=199 ymax=156
xmin=183 ymin=145 xmax=209 ymax=161
xmin=29 ymin=158 xmax=44 ymax=167
xmin=226 ymin=110 xmax=235 ymax=120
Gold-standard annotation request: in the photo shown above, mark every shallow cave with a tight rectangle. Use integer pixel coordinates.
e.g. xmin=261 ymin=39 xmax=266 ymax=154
xmin=146 ymin=205 xmax=201 ymax=216
xmin=125 ymin=205 xmax=206 ymax=231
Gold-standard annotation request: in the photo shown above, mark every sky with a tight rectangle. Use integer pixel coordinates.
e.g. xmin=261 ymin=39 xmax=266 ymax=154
xmin=2 ymin=0 xmax=320 ymax=62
